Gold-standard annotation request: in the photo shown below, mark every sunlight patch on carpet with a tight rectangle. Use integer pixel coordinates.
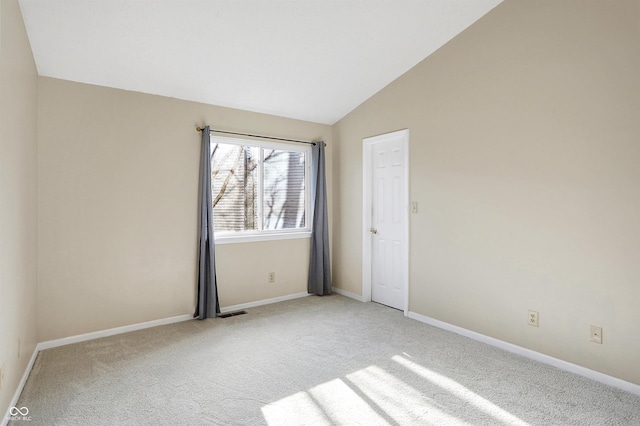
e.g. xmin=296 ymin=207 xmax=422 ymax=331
xmin=347 ymin=365 xmax=470 ymax=425
xmin=393 ymin=355 xmax=530 ymax=426
xmin=261 ymin=390 xmax=331 ymax=426
xmin=262 ymin=378 xmax=390 ymax=426
xmin=308 ymin=378 xmax=391 ymax=425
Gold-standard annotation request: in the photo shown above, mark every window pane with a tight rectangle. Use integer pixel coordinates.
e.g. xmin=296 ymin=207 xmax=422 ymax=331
xmin=211 ymin=143 xmax=258 ymax=232
xmin=263 ymin=149 xmax=306 ymax=230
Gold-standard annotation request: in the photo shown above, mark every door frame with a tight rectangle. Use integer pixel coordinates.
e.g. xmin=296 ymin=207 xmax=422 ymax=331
xmin=362 ymin=129 xmax=410 ymax=316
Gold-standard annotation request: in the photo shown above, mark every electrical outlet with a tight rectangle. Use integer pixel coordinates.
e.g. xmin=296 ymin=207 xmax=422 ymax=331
xmin=0 ymin=364 xmax=5 ymax=390
xmin=590 ymin=325 xmax=603 ymax=344
xmin=411 ymin=202 xmax=419 ymax=214
xmin=268 ymin=272 xmax=275 ymax=283
xmin=528 ymin=310 xmax=539 ymax=327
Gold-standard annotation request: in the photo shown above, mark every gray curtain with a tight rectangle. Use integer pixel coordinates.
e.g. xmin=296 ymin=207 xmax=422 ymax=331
xmin=308 ymin=142 xmax=332 ymax=295
xmin=194 ymin=126 xmax=220 ymax=319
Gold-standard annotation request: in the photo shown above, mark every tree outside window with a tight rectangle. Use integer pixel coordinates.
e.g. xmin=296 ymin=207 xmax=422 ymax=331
xmin=210 ymin=137 xmax=309 ymax=238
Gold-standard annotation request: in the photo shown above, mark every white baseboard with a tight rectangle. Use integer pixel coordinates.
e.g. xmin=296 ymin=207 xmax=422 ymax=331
xmin=37 ymin=314 xmax=194 ymax=351
xmin=34 ymin=291 xmax=313 ymax=351
xmin=333 ymin=287 xmax=366 ymax=302
xmin=221 ymin=292 xmax=311 ymax=313
xmin=407 ymin=311 xmax=640 ymax=397
xmin=2 ymin=347 xmax=39 ymax=426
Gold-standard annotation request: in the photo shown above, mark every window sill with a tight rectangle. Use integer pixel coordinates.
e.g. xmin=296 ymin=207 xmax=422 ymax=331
xmin=215 ymin=231 xmax=312 ymax=245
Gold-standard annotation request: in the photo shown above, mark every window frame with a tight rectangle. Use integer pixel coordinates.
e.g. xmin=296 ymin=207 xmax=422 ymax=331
xmin=210 ymin=134 xmax=313 ymax=245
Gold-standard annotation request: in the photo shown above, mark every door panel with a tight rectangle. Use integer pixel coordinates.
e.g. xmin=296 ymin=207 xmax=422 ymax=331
xmin=370 ymin=135 xmax=406 ymax=310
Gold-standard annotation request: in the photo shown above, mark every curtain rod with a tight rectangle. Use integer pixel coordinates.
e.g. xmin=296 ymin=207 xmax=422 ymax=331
xmin=196 ymin=126 xmax=325 ymax=146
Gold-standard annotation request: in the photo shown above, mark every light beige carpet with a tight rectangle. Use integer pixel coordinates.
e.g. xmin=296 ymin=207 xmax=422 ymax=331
xmin=11 ymin=294 xmax=640 ymax=425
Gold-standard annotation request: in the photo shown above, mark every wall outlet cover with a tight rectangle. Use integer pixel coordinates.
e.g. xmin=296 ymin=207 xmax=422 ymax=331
xmin=590 ymin=325 xmax=603 ymax=344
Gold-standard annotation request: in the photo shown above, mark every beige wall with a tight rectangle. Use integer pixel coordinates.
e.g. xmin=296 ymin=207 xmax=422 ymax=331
xmin=333 ymin=0 xmax=640 ymax=385
xmin=0 ymin=0 xmax=38 ymax=415
xmin=37 ymin=78 xmax=331 ymax=341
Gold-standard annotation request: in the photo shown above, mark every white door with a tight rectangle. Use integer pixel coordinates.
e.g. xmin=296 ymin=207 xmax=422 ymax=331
xmin=363 ymin=130 xmax=409 ymax=312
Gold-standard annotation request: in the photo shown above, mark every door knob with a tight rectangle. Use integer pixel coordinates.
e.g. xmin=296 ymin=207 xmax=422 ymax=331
xmin=370 ymin=228 xmax=378 ymax=234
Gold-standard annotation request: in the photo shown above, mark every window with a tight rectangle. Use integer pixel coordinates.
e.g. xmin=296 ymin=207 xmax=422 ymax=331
xmin=210 ymin=135 xmax=311 ymax=243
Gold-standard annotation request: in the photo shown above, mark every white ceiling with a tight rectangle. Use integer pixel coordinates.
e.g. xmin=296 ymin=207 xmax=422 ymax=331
xmin=19 ymin=0 xmax=502 ymax=125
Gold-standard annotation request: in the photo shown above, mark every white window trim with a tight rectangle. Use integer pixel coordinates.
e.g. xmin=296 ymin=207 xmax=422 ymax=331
xmin=210 ymin=135 xmax=313 ymax=244
xmin=215 ymin=230 xmax=312 ymax=245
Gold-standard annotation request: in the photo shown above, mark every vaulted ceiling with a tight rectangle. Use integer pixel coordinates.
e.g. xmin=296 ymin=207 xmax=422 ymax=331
xmin=19 ymin=0 xmax=502 ymax=124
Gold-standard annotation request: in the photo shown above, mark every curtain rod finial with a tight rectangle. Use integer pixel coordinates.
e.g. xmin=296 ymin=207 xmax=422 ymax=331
xmin=196 ymin=126 xmax=203 ymax=132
